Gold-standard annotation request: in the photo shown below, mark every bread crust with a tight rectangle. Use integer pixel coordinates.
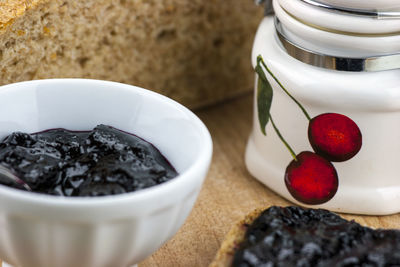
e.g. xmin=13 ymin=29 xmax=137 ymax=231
xmin=0 ymin=0 xmax=44 ymax=27
xmin=209 ymin=208 xmax=265 ymax=267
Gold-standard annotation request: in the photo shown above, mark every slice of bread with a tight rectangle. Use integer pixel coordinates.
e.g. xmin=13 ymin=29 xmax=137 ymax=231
xmin=0 ymin=0 xmax=263 ymax=108
xmin=210 ymin=208 xmax=264 ymax=267
xmin=210 ymin=206 xmax=400 ymax=267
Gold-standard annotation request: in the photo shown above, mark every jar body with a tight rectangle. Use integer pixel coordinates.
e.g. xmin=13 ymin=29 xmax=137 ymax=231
xmin=246 ymin=17 xmax=400 ymax=215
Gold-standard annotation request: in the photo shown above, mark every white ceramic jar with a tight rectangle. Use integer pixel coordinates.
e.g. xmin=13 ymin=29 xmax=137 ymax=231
xmin=246 ymin=0 xmax=400 ymax=215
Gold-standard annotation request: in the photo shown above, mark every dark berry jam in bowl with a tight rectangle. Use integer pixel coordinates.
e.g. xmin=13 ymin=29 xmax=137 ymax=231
xmin=0 ymin=79 xmax=212 ymax=267
xmin=0 ymin=125 xmax=180 ymax=197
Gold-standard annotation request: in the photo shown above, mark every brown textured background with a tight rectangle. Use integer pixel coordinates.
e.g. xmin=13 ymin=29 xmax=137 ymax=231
xmin=0 ymin=0 xmax=264 ymax=108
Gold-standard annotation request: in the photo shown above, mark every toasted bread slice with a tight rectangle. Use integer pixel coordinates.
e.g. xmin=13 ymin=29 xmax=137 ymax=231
xmin=210 ymin=206 xmax=400 ymax=267
xmin=209 ymin=208 xmax=264 ymax=267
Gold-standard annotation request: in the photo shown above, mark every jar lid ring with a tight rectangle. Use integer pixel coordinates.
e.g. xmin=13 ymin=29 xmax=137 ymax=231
xmin=275 ymin=17 xmax=400 ymax=72
xmin=300 ymin=0 xmax=400 ymax=19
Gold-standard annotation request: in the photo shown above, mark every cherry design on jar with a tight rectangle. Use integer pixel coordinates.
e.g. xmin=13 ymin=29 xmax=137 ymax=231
xmin=308 ymin=113 xmax=362 ymax=162
xmin=255 ymin=55 xmax=362 ymax=205
xmin=285 ymin=151 xmax=338 ymax=205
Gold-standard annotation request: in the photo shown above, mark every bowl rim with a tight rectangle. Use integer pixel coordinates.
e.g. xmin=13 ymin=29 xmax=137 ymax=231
xmin=0 ymin=78 xmax=213 ymax=207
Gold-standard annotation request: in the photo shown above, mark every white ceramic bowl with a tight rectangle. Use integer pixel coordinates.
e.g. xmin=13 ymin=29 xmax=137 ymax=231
xmin=0 ymin=79 xmax=213 ymax=267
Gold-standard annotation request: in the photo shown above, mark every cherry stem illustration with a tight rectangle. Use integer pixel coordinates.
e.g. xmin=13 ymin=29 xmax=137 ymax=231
xmin=257 ymin=55 xmax=311 ymax=121
xmin=269 ymin=115 xmax=298 ymax=162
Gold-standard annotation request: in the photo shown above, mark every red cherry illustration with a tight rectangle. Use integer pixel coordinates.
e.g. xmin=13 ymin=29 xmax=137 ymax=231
xmin=255 ymin=56 xmax=351 ymax=205
xmin=308 ymin=113 xmax=362 ymax=162
xmin=285 ymin=151 xmax=338 ymax=205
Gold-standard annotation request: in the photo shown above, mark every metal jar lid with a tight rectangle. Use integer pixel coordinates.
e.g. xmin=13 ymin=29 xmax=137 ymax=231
xmin=300 ymin=0 xmax=400 ymax=19
xmin=274 ymin=18 xmax=400 ymax=72
xmin=312 ymin=0 xmax=400 ymax=13
xmin=258 ymin=0 xmax=400 ymax=18
xmin=256 ymin=0 xmax=400 ymax=71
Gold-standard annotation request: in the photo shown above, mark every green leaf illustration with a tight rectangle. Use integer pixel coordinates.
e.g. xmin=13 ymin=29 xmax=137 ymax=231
xmin=255 ymin=64 xmax=273 ymax=135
